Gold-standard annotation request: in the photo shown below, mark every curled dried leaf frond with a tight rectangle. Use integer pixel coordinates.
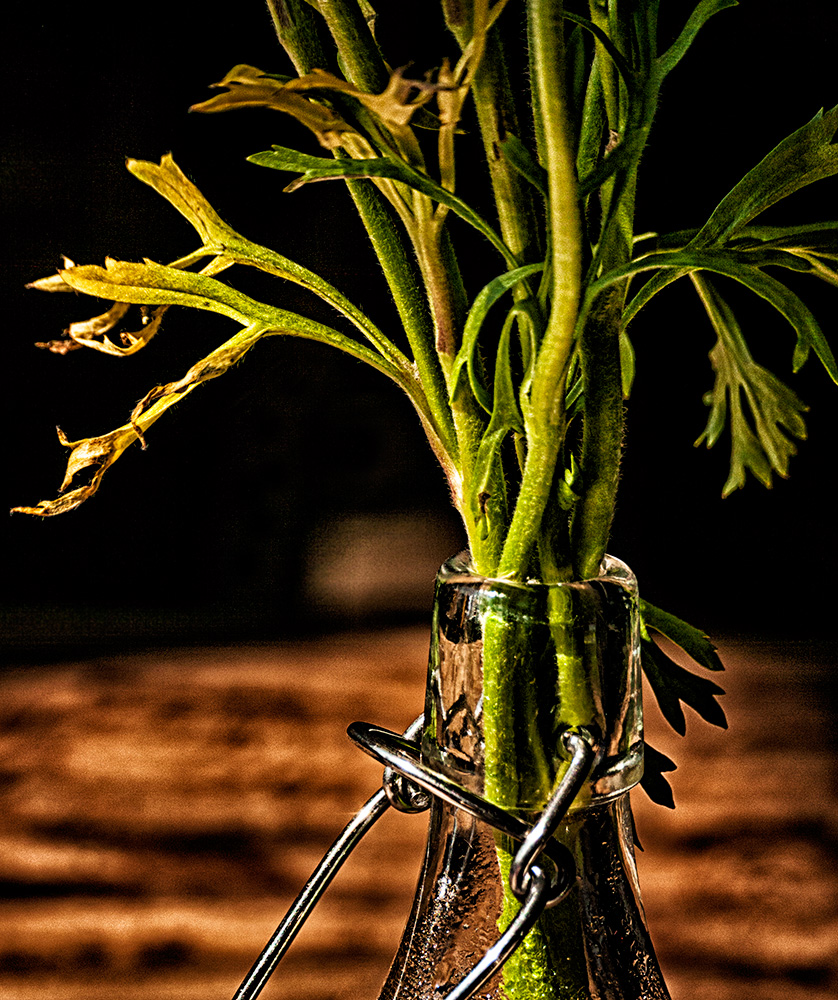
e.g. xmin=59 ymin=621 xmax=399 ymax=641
xmin=35 ymin=302 xmax=130 ymax=355
xmin=35 ymin=338 xmax=84 ymax=355
xmin=29 ymin=255 xmax=234 ymax=361
xmin=287 ymin=66 xmax=452 ymax=128
xmin=11 ymin=424 xmax=140 ymax=516
xmin=190 ymin=64 xmax=354 ymax=149
xmin=67 ymin=303 xmax=170 ymax=357
xmin=12 ymin=323 xmax=268 ymax=517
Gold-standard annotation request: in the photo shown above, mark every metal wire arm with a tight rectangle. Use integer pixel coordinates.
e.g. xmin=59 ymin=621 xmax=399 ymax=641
xmin=231 ymin=715 xmax=597 ymax=1000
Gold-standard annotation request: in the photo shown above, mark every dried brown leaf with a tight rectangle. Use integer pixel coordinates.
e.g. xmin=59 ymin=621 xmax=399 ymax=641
xmin=286 ymin=66 xmax=445 ymax=128
xmin=34 ymin=339 xmax=84 ymax=355
xmin=190 ymin=64 xmax=353 ymax=149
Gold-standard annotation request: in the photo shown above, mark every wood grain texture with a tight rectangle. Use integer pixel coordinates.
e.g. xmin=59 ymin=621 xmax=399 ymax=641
xmin=0 ymin=631 xmax=836 ymax=999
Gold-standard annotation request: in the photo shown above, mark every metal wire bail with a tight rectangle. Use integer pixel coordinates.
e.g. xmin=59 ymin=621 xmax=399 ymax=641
xmin=230 ymin=715 xmax=597 ymax=1000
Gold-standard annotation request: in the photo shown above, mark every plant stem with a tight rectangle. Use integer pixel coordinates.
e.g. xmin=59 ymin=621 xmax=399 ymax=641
xmin=343 ymin=179 xmax=460 ymax=463
xmin=414 ymin=219 xmax=508 ymax=570
xmin=315 ymin=0 xmax=389 ymax=93
xmin=463 ymin=25 xmax=543 ymax=266
xmin=570 ymin=291 xmax=624 ymax=579
xmin=499 ymin=0 xmax=581 ymax=580
xmin=267 ymin=0 xmax=335 ymax=75
xmin=588 ymin=0 xmax=619 ymax=128
xmin=482 ymin=586 xmax=590 ymax=1000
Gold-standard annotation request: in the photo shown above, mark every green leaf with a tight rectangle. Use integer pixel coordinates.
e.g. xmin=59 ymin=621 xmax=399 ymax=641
xmin=451 ymin=263 xmax=545 ymax=412
xmin=469 ymin=318 xmax=524 ymax=536
xmin=640 ymin=598 xmax=724 ymax=672
xmin=249 ymin=146 xmax=398 ymax=190
xmin=733 ymin=220 xmax=838 ymax=254
xmin=692 ymin=104 xmax=838 ymax=248
xmin=619 ymin=329 xmax=635 ymax=397
xmin=579 ymin=123 xmax=652 ymax=199
xmin=652 ymin=222 xmax=838 ymax=256
xmin=639 ymin=743 xmax=677 ymax=810
xmin=556 ymin=452 xmax=581 ymax=512
xmin=641 ymin=638 xmax=727 ymax=737
xmin=612 ymin=248 xmax=838 ymax=383
xmin=692 ymin=274 xmax=809 ymax=495
xmin=656 ymin=0 xmax=739 ymax=79
xmin=498 ymin=134 xmax=548 ymax=199
xmin=562 ymin=11 xmax=632 ymax=84
xmin=249 ymin=145 xmax=518 ymax=266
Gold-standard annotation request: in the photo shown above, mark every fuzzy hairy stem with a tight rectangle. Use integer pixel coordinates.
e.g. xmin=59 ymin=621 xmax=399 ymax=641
xmin=267 ymin=0 xmax=335 ymax=75
xmin=344 ymin=177 xmax=460 ymax=465
xmin=570 ymin=290 xmax=624 ymax=579
xmin=415 ymin=219 xmax=508 ymax=570
xmin=460 ymin=20 xmax=543 ymax=266
xmin=499 ymin=0 xmax=581 ymax=580
xmin=314 ymin=0 xmax=389 ymax=93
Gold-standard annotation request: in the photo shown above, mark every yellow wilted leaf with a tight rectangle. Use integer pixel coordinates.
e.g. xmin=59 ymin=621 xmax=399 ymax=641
xmin=58 ymin=258 xmax=265 ymax=327
xmin=12 ymin=323 xmax=269 ymax=516
xmin=126 ymin=154 xmax=238 ymax=250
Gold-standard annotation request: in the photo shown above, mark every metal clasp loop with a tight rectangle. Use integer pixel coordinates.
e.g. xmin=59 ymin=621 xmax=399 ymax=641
xmin=231 ymin=715 xmax=597 ymax=1000
xmin=348 ymin=721 xmax=597 ymax=908
xmin=508 ymin=727 xmax=598 ymax=903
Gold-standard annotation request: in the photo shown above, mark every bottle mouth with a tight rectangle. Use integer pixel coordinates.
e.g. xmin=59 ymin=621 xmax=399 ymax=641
xmin=429 ymin=550 xmax=644 ymax=810
xmin=439 ymin=550 xmax=637 ymax=591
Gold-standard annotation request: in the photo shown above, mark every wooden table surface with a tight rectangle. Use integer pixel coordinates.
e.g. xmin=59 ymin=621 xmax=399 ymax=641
xmin=0 ymin=630 xmax=835 ymax=1000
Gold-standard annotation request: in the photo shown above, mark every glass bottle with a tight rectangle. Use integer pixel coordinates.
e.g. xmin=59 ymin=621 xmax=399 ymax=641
xmin=378 ymin=552 xmax=670 ymax=1000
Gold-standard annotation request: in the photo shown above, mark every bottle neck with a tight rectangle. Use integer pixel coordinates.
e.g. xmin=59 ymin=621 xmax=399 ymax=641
xmin=378 ymin=555 xmax=669 ymax=1000
xmin=380 ymin=788 xmax=668 ymax=1000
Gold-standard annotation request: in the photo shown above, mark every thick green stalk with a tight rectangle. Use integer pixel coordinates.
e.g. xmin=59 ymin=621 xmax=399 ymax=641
xmin=482 ymin=589 xmax=591 ymax=1000
xmin=499 ymin=0 xmax=581 ymax=580
xmin=343 ymin=178 xmax=460 ymax=465
xmin=314 ymin=0 xmax=389 ymax=93
xmin=268 ymin=1 xmax=462 ymax=485
xmin=266 ymin=0 xmax=334 ymax=75
xmin=588 ymin=0 xmax=620 ymax=128
xmin=572 ymin=146 xmax=640 ymax=577
xmin=570 ymin=292 xmax=624 ymax=579
xmin=459 ymin=25 xmax=543 ymax=266
xmin=415 ymin=221 xmax=508 ymax=570
xmin=480 ymin=5 xmax=588 ymax=999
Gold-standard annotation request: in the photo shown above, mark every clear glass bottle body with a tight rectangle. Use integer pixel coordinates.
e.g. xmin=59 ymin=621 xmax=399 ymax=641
xmin=379 ymin=553 xmax=669 ymax=1000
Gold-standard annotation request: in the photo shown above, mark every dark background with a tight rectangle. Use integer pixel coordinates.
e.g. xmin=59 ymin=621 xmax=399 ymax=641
xmin=5 ymin=1 xmax=838 ymax=658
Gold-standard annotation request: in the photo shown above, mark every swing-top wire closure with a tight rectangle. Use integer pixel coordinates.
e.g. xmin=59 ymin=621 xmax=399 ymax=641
xmin=231 ymin=715 xmax=597 ymax=1000
xmin=348 ymin=721 xmax=598 ymax=907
